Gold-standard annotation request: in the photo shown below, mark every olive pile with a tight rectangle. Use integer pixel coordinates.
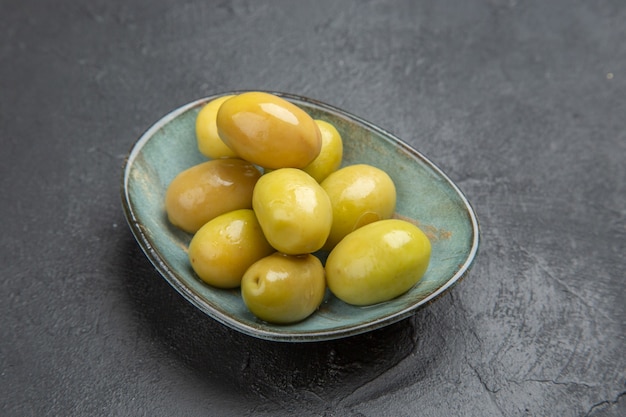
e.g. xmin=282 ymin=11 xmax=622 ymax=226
xmin=165 ymin=91 xmax=431 ymax=324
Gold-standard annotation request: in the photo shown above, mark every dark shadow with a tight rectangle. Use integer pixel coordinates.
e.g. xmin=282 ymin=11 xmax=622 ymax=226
xmin=119 ymin=231 xmax=439 ymax=408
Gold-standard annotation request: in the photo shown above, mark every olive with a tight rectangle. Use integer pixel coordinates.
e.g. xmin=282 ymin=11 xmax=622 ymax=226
xmin=195 ymin=95 xmax=237 ymax=159
xmin=320 ymin=164 xmax=396 ymax=250
xmin=241 ymin=253 xmax=326 ymax=324
xmin=302 ymin=119 xmax=344 ymax=183
xmin=252 ymin=168 xmax=332 ymax=254
xmin=188 ymin=209 xmax=274 ymax=288
xmin=165 ymin=158 xmax=261 ymax=233
xmin=216 ymin=92 xmax=322 ymax=169
xmin=325 ymin=219 xmax=431 ymax=306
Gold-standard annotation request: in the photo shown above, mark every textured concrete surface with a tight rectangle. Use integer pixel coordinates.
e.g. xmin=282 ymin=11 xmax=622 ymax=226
xmin=1 ymin=1 xmax=624 ymax=416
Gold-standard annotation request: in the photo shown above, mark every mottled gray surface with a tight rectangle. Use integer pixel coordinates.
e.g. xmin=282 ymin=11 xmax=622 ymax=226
xmin=1 ymin=1 xmax=625 ymax=416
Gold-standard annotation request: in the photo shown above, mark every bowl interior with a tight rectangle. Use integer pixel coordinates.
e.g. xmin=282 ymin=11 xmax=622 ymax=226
xmin=122 ymin=92 xmax=479 ymax=342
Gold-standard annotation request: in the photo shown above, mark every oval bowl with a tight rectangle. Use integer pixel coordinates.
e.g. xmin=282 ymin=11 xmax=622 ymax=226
xmin=121 ymin=91 xmax=480 ymax=342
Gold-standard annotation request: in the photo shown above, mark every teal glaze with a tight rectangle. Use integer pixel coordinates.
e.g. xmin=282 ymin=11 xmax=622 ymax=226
xmin=121 ymin=91 xmax=480 ymax=342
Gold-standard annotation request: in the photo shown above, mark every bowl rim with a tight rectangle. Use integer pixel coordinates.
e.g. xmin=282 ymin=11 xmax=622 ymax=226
xmin=120 ymin=90 xmax=480 ymax=342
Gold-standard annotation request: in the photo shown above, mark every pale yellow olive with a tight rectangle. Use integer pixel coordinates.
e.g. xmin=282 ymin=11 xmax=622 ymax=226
xmin=252 ymin=168 xmax=332 ymax=254
xmin=321 ymin=164 xmax=396 ymax=250
xmin=302 ymin=119 xmax=344 ymax=183
xmin=216 ymin=92 xmax=322 ymax=169
xmin=188 ymin=209 xmax=274 ymax=288
xmin=165 ymin=158 xmax=261 ymax=233
xmin=325 ymin=219 xmax=431 ymax=306
xmin=195 ymin=95 xmax=237 ymax=159
xmin=241 ymin=253 xmax=326 ymax=324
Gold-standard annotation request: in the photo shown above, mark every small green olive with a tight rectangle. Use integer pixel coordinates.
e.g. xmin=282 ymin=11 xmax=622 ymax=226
xmin=165 ymin=158 xmax=261 ymax=233
xmin=302 ymin=119 xmax=344 ymax=183
xmin=325 ymin=219 xmax=431 ymax=306
xmin=195 ymin=95 xmax=237 ymax=159
xmin=188 ymin=209 xmax=274 ymax=288
xmin=252 ymin=168 xmax=332 ymax=254
xmin=241 ymin=253 xmax=326 ymax=324
xmin=321 ymin=164 xmax=396 ymax=250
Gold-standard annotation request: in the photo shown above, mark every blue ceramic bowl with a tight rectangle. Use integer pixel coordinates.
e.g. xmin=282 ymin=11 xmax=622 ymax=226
xmin=121 ymin=91 xmax=480 ymax=342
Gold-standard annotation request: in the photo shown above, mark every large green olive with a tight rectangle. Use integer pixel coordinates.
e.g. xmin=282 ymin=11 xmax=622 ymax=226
xmin=241 ymin=253 xmax=326 ymax=324
xmin=321 ymin=164 xmax=396 ymax=250
xmin=216 ymin=92 xmax=322 ymax=169
xmin=325 ymin=219 xmax=431 ymax=306
xmin=252 ymin=168 xmax=332 ymax=254
xmin=165 ymin=158 xmax=261 ymax=233
xmin=188 ymin=209 xmax=274 ymax=288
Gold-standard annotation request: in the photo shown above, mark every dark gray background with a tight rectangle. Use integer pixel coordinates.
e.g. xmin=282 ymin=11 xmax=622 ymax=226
xmin=1 ymin=1 xmax=624 ymax=416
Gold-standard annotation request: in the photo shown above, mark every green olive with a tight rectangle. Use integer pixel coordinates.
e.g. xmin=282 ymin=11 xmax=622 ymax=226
xmin=241 ymin=253 xmax=326 ymax=324
xmin=321 ymin=164 xmax=396 ymax=250
xmin=216 ymin=92 xmax=322 ymax=169
xmin=252 ymin=168 xmax=332 ymax=254
xmin=195 ymin=95 xmax=237 ymax=159
xmin=165 ymin=158 xmax=261 ymax=233
xmin=188 ymin=209 xmax=274 ymax=288
xmin=325 ymin=219 xmax=431 ymax=306
xmin=302 ymin=119 xmax=344 ymax=183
